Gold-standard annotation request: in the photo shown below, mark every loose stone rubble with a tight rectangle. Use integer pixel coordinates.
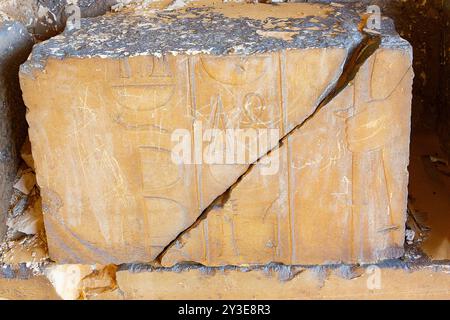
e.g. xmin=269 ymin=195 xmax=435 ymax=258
xmin=19 ymin=1 xmax=413 ymax=265
xmin=0 ymin=18 xmax=33 ymax=240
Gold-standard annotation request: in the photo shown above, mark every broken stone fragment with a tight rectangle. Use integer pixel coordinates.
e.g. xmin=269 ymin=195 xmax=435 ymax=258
xmin=20 ymin=137 xmax=35 ymax=171
xmin=45 ymin=264 xmax=117 ymax=300
xmin=161 ymin=46 xmax=414 ymax=266
xmin=0 ymin=0 xmax=119 ymax=40
xmin=0 ymin=19 xmax=33 ymax=240
xmin=110 ymin=266 xmax=449 ymax=300
xmin=13 ymin=170 xmax=36 ymax=195
xmin=7 ymin=197 xmax=43 ymax=235
xmin=20 ymin=2 xmax=412 ymax=265
xmin=0 ymin=233 xmax=48 ymax=265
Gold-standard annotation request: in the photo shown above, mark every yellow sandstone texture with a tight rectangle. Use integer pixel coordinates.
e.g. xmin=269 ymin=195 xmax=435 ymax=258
xmin=19 ymin=2 xmax=413 ymax=265
xmin=1 ymin=263 xmax=449 ymax=300
xmin=110 ymin=266 xmax=450 ymax=300
xmin=162 ymin=48 xmax=413 ymax=266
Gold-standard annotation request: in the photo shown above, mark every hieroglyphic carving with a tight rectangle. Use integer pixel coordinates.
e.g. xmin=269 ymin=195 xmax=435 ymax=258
xmin=21 ymin=45 xmax=411 ymax=265
xmin=346 ymin=48 xmax=413 ymax=260
xmin=161 ymin=48 xmax=413 ymax=266
xmin=191 ymin=54 xmax=282 ymax=208
xmin=196 ymin=55 xmax=282 ymax=130
xmin=107 ymin=56 xmax=176 ymax=130
xmin=106 ymin=55 xmax=199 ymax=257
xmin=23 ymin=56 xmax=200 ymax=263
xmin=161 ymin=149 xmax=290 ymax=266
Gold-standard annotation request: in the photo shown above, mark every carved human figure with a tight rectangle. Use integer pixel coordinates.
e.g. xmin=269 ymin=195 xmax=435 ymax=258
xmin=344 ymin=49 xmax=413 ymax=260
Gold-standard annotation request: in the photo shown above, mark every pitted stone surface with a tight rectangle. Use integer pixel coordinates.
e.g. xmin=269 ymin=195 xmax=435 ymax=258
xmin=20 ymin=2 xmax=413 ymax=264
xmin=0 ymin=20 xmax=33 ymax=240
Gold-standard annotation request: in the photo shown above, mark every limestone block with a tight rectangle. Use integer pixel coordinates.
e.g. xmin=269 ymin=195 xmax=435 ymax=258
xmin=45 ymin=264 xmax=117 ymax=300
xmin=0 ymin=20 xmax=33 ymax=240
xmin=20 ymin=2 xmax=412 ymax=264
xmin=162 ymin=47 xmax=413 ymax=266
xmin=0 ymin=276 xmax=60 ymax=300
xmin=112 ymin=266 xmax=450 ymax=300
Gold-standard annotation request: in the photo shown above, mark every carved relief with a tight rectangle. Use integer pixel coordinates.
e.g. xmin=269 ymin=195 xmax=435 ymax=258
xmin=19 ymin=4 xmax=414 ymax=266
xmin=195 ymin=55 xmax=281 ymax=130
xmin=106 ymin=56 xmax=177 ymax=130
xmin=144 ymin=197 xmax=188 ymax=246
xmin=99 ymin=56 xmax=197 ymax=260
xmin=192 ymin=54 xmax=282 ymax=208
xmin=161 ymin=48 xmax=413 ymax=266
xmin=138 ymin=146 xmax=183 ymax=191
xmin=346 ymin=49 xmax=413 ymax=260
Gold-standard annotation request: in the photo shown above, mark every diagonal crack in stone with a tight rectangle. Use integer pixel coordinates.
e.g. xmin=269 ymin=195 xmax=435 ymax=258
xmin=155 ymin=33 xmax=382 ymax=264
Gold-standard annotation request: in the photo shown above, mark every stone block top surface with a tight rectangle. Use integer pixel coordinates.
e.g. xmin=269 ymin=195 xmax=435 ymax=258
xmin=23 ymin=1 xmax=409 ymax=71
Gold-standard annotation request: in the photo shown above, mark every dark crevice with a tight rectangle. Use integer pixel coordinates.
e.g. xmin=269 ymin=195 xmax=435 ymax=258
xmin=155 ymin=33 xmax=382 ymax=264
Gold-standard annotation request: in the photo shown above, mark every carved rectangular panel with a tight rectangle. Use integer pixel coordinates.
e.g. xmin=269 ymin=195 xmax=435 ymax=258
xmin=21 ymin=56 xmax=201 ymax=263
xmin=161 ymin=48 xmax=413 ymax=266
xmin=191 ymin=54 xmax=283 ymax=209
xmin=20 ymin=3 xmax=413 ymax=265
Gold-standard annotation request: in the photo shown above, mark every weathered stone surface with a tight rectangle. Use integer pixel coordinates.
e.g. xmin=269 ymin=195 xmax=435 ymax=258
xmin=302 ymin=0 xmax=444 ymax=132
xmin=112 ymin=266 xmax=450 ymax=300
xmin=162 ymin=46 xmax=413 ymax=266
xmin=0 ymin=233 xmax=48 ymax=265
xmin=45 ymin=264 xmax=117 ymax=300
xmin=0 ymin=0 xmax=118 ymax=40
xmin=20 ymin=2 xmax=412 ymax=264
xmin=1 ymin=262 xmax=449 ymax=299
xmin=0 ymin=20 xmax=33 ymax=240
xmin=0 ymin=276 xmax=60 ymax=300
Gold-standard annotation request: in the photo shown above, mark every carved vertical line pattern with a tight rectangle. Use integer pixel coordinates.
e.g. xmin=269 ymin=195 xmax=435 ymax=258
xmin=350 ymin=81 xmax=356 ymax=262
xmin=279 ymin=51 xmax=294 ymax=263
xmin=188 ymin=57 xmax=201 ymax=209
xmin=188 ymin=56 xmax=209 ymax=261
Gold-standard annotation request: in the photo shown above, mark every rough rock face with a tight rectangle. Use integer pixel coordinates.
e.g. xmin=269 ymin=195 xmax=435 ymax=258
xmin=0 ymin=0 xmax=118 ymax=40
xmin=20 ymin=2 xmax=412 ymax=264
xmin=0 ymin=19 xmax=33 ymax=240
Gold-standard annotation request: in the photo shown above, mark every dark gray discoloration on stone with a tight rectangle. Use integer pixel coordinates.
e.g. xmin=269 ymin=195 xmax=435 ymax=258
xmin=0 ymin=21 xmax=33 ymax=240
xmin=25 ymin=5 xmax=360 ymax=65
xmin=32 ymin=0 xmax=118 ymax=39
xmin=0 ymin=0 xmax=118 ymax=40
xmin=118 ymin=257 xmax=450 ymax=276
xmin=23 ymin=3 xmax=410 ymax=73
xmin=262 ymin=263 xmax=304 ymax=281
xmin=0 ymin=262 xmax=47 ymax=279
xmin=1 ymin=259 xmax=448 ymax=280
xmin=334 ymin=265 xmax=364 ymax=280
